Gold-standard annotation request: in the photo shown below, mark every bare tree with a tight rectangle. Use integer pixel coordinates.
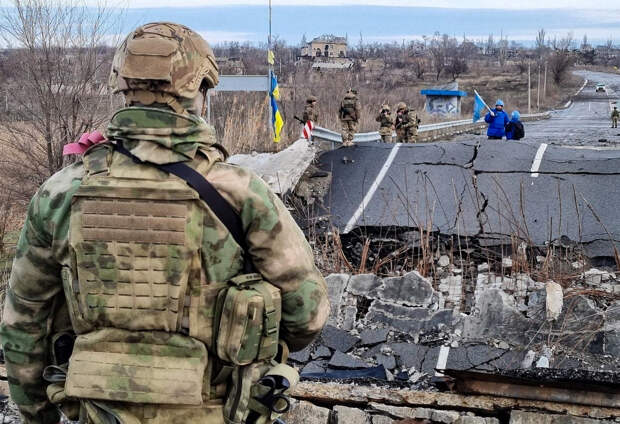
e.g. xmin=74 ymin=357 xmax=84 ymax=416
xmin=0 ymin=0 xmax=122 ymax=201
xmin=549 ymin=33 xmax=575 ymax=85
xmin=429 ymin=32 xmax=447 ymax=81
xmin=445 ymin=38 xmax=468 ymax=80
xmin=412 ymin=57 xmax=425 ymax=80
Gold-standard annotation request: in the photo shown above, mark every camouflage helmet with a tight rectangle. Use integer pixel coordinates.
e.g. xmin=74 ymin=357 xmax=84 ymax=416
xmin=109 ymin=22 xmax=219 ymax=114
xmin=396 ymin=102 xmax=407 ymax=111
xmin=307 ymin=95 xmax=318 ymax=103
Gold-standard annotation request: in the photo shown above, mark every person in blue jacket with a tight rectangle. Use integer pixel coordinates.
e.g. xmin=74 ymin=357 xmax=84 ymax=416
xmin=505 ymin=110 xmax=525 ymax=140
xmin=484 ymin=99 xmax=510 ymax=139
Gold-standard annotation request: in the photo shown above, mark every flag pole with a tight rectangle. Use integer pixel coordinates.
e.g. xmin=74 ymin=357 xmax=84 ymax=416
xmin=268 ymin=0 xmax=274 ymax=141
xmin=474 ymin=89 xmax=493 ymax=113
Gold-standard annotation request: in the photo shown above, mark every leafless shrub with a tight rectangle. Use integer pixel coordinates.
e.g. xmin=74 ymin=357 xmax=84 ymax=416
xmin=549 ymin=33 xmax=575 ymax=85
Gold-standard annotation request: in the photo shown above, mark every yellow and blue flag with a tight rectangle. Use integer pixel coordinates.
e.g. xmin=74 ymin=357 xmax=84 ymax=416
xmin=270 ymin=71 xmax=284 ymax=142
xmin=268 ymin=50 xmax=275 ymax=65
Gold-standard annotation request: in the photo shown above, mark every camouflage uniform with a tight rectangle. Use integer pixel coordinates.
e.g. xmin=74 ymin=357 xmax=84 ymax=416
xmin=612 ymin=107 xmax=619 ymax=128
xmin=395 ymin=102 xmax=420 ymax=143
xmin=0 ymin=23 xmax=329 ymax=424
xmin=303 ymin=96 xmax=319 ymax=123
xmin=339 ymin=90 xmax=361 ymax=147
xmin=376 ymin=105 xmax=394 ymax=143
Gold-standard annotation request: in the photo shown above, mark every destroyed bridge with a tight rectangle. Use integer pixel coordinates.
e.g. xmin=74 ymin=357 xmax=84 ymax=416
xmin=231 ymin=70 xmax=620 ymax=424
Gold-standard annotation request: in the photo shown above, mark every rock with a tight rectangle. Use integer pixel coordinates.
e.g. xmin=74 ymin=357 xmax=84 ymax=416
xmin=502 ymin=258 xmax=513 ymax=268
xmin=360 ymin=328 xmax=390 ymax=346
xmin=333 ymin=405 xmax=371 ymax=424
xmin=520 ymin=350 xmax=536 ymax=369
xmin=320 ymin=325 xmax=360 ymax=353
xmin=300 ymin=361 xmax=328 ymax=375
xmin=348 ymin=273 xmax=383 ymax=296
xmin=342 ymin=306 xmax=357 ymax=331
xmin=283 ymin=400 xmax=331 ymax=424
xmin=375 ymin=354 xmax=396 ymax=370
xmin=329 ymin=351 xmax=370 ymax=369
xmin=378 ymin=271 xmax=434 ymax=307
xmin=535 ymin=356 xmax=549 ymax=368
xmin=372 ymin=416 xmax=394 ymax=424
xmin=545 ymin=281 xmax=563 ymax=321
xmin=463 ymin=289 xmax=535 ymax=345
xmin=438 ymin=255 xmax=451 ymax=267
xmin=432 ymin=410 xmax=462 ymax=423
xmin=369 ymin=403 xmax=421 ymax=419
xmin=289 ymin=345 xmax=312 ymax=363
xmin=456 ymin=418 xmax=500 ymax=424
xmin=325 ymin=274 xmax=351 ymax=325
xmin=509 ymin=410 xmax=614 ymax=423
xmin=311 ymin=345 xmax=332 ymax=359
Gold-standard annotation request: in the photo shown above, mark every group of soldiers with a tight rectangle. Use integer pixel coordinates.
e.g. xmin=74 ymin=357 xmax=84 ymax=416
xmin=302 ymin=90 xmax=421 ymax=146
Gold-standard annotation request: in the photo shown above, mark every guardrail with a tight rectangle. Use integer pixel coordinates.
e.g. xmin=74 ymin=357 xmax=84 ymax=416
xmin=312 ymin=112 xmax=552 ymax=147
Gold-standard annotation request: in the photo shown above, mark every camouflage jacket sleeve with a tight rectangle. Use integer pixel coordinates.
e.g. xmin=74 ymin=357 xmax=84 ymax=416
xmin=0 ymin=164 xmax=82 ymax=424
xmin=209 ymin=164 xmax=330 ymax=351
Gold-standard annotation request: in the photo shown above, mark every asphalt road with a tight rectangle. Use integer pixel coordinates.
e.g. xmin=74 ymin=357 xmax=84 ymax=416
xmin=319 ymin=71 xmax=620 ymax=257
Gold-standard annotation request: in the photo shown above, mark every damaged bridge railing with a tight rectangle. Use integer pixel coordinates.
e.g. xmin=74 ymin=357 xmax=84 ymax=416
xmin=313 ymin=112 xmax=551 ymax=147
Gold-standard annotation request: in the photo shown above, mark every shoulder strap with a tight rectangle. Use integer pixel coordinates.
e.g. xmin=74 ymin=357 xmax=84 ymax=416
xmin=113 ymin=142 xmax=252 ymax=272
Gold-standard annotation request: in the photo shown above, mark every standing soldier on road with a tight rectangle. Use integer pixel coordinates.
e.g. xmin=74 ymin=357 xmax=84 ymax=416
xmin=376 ymin=104 xmax=394 ymax=142
xmin=395 ymin=102 xmax=421 ymax=143
xmin=303 ymin=95 xmax=319 ymax=123
xmin=0 ymin=22 xmax=329 ymax=424
xmin=611 ymin=105 xmax=619 ymax=128
xmin=339 ymin=88 xmax=361 ymax=147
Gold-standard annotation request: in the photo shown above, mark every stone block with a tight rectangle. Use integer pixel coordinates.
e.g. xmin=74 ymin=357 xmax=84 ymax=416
xmin=325 ymin=274 xmax=351 ymax=325
xmin=329 ymin=351 xmax=370 ymax=369
xmin=333 ymin=405 xmax=371 ymax=424
xmin=509 ymin=410 xmax=614 ymax=423
xmin=456 ymin=417 xmax=500 ymax=424
xmin=372 ymin=416 xmax=394 ymax=424
xmin=360 ymin=328 xmax=390 ymax=346
xmin=320 ymin=325 xmax=360 ymax=353
xmin=545 ymin=281 xmax=563 ymax=321
xmin=283 ymin=400 xmax=331 ymax=424
xmin=432 ymin=410 xmax=461 ymax=423
xmin=378 ymin=271 xmax=434 ymax=307
xmin=348 ymin=273 xmax=383 ymax=296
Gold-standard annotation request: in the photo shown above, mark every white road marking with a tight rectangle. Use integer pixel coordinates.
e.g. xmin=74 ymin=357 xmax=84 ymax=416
xmin=435 ymin=346 xmax=450 ymax=377
xmin=576 ymin=79 xmax=588 ymax=95
xmin=343 ymin=143 xmax=402 ymax=234
xmin=530 ymin=143 xmax=548 ymax=178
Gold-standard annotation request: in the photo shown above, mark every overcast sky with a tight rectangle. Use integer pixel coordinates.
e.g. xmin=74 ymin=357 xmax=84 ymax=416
xmin=120 ymin=0 xmax=620 ymax=9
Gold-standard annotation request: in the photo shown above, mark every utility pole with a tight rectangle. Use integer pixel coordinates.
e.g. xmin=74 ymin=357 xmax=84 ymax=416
xmin=537 ymin=64 xmax=541 ymax=111
xmin=528 ymin=62 xmax=531 ymax=114
xmin=543 ymin=61 xmax=548 ymax=103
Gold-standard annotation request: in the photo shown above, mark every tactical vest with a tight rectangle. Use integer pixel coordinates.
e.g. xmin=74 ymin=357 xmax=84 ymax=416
xmin=58 ymin=143 xmax=296 ymax=423
xmin=341 ymin=97 xmax=358 ymax=120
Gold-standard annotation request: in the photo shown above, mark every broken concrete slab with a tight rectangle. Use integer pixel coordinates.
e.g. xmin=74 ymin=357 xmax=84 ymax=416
xmin=390 ymin=342 xmax=429 ymax=370
xmin=320 ymin=325 xmax=360 ymax=353
xmin=325 ymin=274 xmax=350 ymax=325
xmin=463 ymin=289 xmax=535 ymax=345
xmin=283 ymin=399 xmax=331 ymax=424
xmin=375 ymin=354 xmax=397 ymax=370
xmin=329 ymin=351 xmax=371 ymax=369
xmin=348 ymin=273 xmax=383 ymax=296
xmin=333 ymin=405 xmax=371 ymax=424
xmin=228 ymin=139 xmax=316 ymax=195
xmin=289 ymin=345 xmax=312 ymax=363
xmin=312 ymin=345 xmax=332 ymax=360
xmin=546 ymin=281 xmax=564 ymax=321
xmin=378 ymin=271 xmax=435 ymax=307
xmin=301 ymin=360 xmax=328 ymax=375
xmin=360 ymin=328 xmax=390 ymax=346
xmin=446 ymin=345 xmax=510 ymax=372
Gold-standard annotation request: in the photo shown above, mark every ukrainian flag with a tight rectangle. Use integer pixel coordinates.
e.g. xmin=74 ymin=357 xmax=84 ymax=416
xmin=270 ymin=71 xmax=284 ymax=142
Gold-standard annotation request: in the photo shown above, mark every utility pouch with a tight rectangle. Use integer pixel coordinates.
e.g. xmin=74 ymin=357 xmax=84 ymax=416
xmin=64 ymin=328 xmax=208 ymax=405
xmin=215 ymin=274 xmax=281 ymax=366
xmin=223 ymin=362 xmax=299 ymax=424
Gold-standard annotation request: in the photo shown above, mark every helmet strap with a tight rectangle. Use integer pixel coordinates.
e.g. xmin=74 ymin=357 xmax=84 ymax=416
xmin=124 ymin=90 xmax=188 ymax=115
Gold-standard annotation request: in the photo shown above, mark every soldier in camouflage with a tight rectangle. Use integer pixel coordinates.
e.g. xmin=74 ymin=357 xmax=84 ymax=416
xmin=0 ymin=22 xmax=329 ymax=424
xmin=376 ymin=104 xmax=394 ymax=143
xmin=339 ymin=89 xmax=361 ymax=147
xmin=303 ymin=95 xmax=319 ymax=123
xmin=395 ymin=102 xmax=420 ymax=143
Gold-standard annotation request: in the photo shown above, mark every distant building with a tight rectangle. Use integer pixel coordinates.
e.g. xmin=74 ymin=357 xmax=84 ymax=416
xmin=301 ymin=34 xmax=347 ymax=58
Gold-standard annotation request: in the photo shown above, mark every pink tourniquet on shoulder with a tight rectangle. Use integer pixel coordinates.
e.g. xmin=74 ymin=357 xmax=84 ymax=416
xmin=62 ymin=131 xmax=106 ymax=156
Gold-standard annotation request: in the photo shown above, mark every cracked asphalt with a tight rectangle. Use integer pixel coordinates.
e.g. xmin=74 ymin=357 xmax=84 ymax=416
xmin=318 ymin=71 xmax=620 ymax=257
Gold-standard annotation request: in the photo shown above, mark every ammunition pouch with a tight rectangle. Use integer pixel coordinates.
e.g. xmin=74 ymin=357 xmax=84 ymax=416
xmin=215 ymin=274 xmax=281 ymax=366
